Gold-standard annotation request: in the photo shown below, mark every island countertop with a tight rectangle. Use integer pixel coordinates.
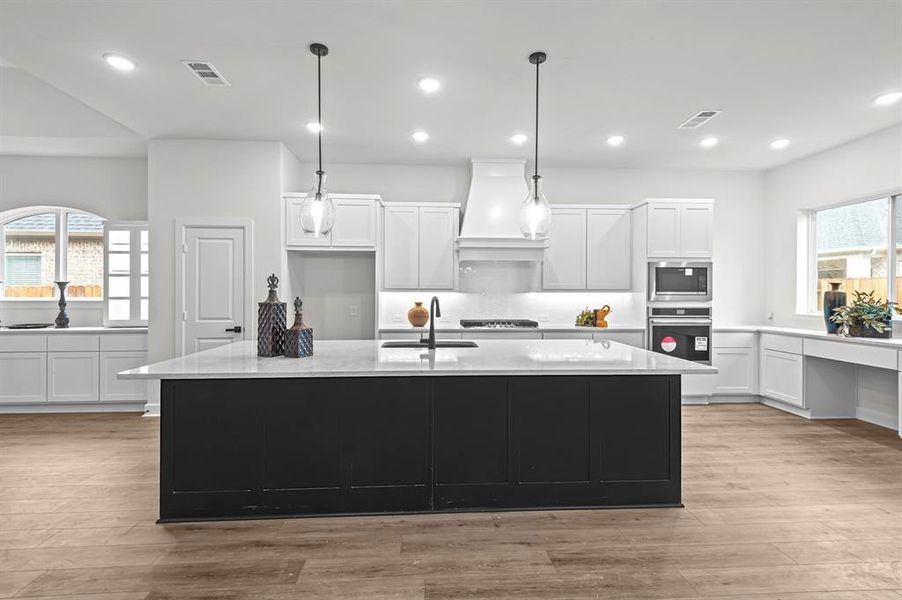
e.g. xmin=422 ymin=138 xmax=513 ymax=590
xmin=119 ymin=339 xmax=716 ymax=380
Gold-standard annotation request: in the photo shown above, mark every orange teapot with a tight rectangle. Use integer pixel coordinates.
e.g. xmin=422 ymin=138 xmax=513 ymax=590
xmin=594 ymin=305 xmax=612 ymax=328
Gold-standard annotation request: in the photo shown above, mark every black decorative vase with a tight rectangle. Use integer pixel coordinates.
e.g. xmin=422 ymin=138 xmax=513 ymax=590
xmin=257 ymin=274 xmax=287 ymax=357
xmin=285 ymin=297 xmax=314 ymax=358
xmin=823 ymin=282 xmax=846 ymax=334
xmin=54 ymin=281 xmax=70 ymax=328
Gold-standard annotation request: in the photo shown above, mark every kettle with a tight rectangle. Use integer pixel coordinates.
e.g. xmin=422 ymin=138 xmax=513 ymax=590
xmin=594 ymin=305 xmax=612 ymax=328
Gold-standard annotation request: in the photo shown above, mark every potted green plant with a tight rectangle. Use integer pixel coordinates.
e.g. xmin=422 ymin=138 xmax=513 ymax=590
xmin=829 ymin=290 xmax=901 ymax=338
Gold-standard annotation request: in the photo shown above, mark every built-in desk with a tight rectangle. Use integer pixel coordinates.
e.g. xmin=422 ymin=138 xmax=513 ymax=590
xmin=751 ymin=327 xmax=902 ymax=436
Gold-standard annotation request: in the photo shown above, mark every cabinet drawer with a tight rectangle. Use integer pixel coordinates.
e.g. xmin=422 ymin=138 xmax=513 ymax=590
xmin=467 ymin=331 xmax=542 ymax=340
xmin=0 ymin=334 xmax=47 ymax=352
xmin=805 ymin=338 xmax=896 ymax=370
xmin=593 ymin=331 xmax=645 ymax=348
xmin=379 ymin=332 xmax=462 ymax=341
xmin=100 ymin=333 xmax=148 ymax=352
xmin=713 ymin=332 xmax=756 ymax=348
xmin=760 ymin=333 xmax=803 ymax=354
xmin=541 ymin=331 xmax=594 ymax=340
xmin=48 ymin=334 xmax=100 ymax=352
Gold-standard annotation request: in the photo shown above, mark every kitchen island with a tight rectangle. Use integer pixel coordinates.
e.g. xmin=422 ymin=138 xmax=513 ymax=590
xmin=120 ymin=339 xmax=715 ymax=522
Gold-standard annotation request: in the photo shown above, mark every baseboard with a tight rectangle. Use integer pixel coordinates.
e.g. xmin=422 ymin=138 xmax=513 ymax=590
xmin=0 ymin=402 xmax=145 ymax=414
xmin=709 ymin=394 xmax=760 ymax=404
xmin=681 ymin=396 xmax=710 ymax=405
xmin=761 ymin=397 xmax=812 ymax=419
xmin=143 ymin=403 xmax=160 ymax=417
xmin=856 ymin=405 xmax=898 ymax=430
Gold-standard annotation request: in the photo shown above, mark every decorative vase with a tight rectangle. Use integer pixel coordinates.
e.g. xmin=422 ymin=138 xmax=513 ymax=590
xmin=823 ymin=282 xmax=847 ymax=334
xmin=285 ymin=297 xmax=314 ymax=358
xmin=407 ymin=302 xmax=429 ymax=327
xmin=54 ymin=281 xmax=70 ymax=328
xmin=257 ymin=274 xmax=287 ymax=357
xmin=594 ymin=305 xmax=612 ymax=328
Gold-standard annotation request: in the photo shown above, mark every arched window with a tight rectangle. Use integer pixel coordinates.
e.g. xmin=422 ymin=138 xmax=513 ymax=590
xmin=0 ymin=207 xmax=105 ymax=300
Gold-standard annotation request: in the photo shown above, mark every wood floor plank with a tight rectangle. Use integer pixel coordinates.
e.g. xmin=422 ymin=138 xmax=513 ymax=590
xmin=1 ymin=404 xmax=900 ymax=599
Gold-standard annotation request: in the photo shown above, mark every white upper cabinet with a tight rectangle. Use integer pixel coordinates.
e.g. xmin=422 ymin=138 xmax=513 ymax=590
xmin=643 ymin=200 xmax=713 ymax=258
xmin=383 ymin=205 xmax=420 ymax=289
xmin=543 ymin=208 xmax=587 ymax=290
xmin=586 ymin=208 xmax=631 ymax=289
xmin=285 ymin=194 xmax=380 ymax=249
xmin=418 ymin=206 xmax=456 ymax=289
xmin=542 ymin=205 xmax=631 ymax=291
xmin=678 ymin=203 xmax=715 ymax=257
xmin=382 ymin=203 xmax=458 ymax=290
xmin=331 ymin=198 xmax=377 ymax=247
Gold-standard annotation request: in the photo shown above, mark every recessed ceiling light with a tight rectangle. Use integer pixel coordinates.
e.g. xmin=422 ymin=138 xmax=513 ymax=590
xmin=412 ymin=130 xmax=429 ymax=143
xmin=510 ymin=133 xmax=528 ymax=145
xmin=874 ymin=91 xmax=902 ymax=106
xmin=607 ymin=135 xmax=625 ymax=147
xmin=770 ymin=138 xmax=790 ymax=150
xmin=305 ymin=121 xmax=323 ymax=133
xmin=699 ymin=137 xmax=719 ymax=148
xmin=417 ymin=77 xmax=441 ymax=93
xmin=103 ymin=53 xmax=136 ymax=72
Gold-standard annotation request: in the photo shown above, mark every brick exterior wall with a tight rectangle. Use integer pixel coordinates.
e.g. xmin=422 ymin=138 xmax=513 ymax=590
xmin=5 ymin=235 xmax=103 ymax=297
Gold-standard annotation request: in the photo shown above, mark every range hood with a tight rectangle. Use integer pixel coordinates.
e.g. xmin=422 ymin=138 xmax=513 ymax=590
xmin=456 ymin=159 xmax=549 ymax=261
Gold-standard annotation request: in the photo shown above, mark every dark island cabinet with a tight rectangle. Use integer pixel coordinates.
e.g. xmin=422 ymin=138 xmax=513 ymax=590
xmin=160 ymin=374 xmax=680 ymax=521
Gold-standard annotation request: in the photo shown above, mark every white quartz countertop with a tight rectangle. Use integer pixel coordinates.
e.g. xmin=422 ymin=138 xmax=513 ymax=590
xmin=378 ymin=324 xmax=645 ymax=333
xmin=0 ymin=326 xmax=148 ymax=334
xmin=119 ymin=339 xmax=716 ymax=380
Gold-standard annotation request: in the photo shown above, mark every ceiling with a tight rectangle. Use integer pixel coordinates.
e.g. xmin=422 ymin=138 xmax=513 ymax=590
xmin=0 ymin=0 xmax=900 ymax=170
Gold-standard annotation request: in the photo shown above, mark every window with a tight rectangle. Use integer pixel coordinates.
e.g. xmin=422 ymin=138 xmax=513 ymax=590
xmin=65 ymin=212 xmax=105 ymax=299
xmin=805 ymin=193 xmax=902 ymax=313
xmin=1 ymin=211 xmax=58 ymax=298
xmin=103 ymin=222 xmax=149 ymax=326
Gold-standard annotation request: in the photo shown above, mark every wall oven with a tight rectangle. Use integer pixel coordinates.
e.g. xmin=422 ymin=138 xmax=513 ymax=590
xmin=648 ymin=261 xmax=712 ymax=303
xmin=647 ymin=306 xmax=712 ymax=365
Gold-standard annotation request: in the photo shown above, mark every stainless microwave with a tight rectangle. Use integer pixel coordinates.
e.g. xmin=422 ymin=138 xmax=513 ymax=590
xmin=648 ymin=261 xmax=712 ymax=302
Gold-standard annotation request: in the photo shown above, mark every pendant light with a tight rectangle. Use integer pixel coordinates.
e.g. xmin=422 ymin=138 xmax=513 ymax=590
xmin=299 ymin=42 xmax=335 ymax=237
xmin=520 ymin=51 xmax=552 ymax=241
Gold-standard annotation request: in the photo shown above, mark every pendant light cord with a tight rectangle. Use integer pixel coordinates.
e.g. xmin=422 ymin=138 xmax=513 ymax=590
xmin=534 ymin=57 xmax=539 ymax=180
xmin=317 ymin=52 xmax=323 ymax=177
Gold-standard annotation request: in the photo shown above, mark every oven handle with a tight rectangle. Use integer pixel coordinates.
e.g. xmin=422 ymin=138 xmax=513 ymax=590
xmin=648 ymin=318 xmax=713 ymax=325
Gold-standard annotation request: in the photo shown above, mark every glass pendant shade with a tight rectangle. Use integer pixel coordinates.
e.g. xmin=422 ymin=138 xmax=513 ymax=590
xmin=520 ymin=175 xmax=552 ymax=240
xmin=299 ymin=170 xmax=334 ymax=237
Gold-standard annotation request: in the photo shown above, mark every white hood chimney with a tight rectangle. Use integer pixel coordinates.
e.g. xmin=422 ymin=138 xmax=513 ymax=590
xmin=456 ymin=159 xmax=548 ymax=261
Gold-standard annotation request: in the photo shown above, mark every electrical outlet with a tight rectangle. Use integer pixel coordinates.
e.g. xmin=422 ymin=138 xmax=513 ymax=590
xmin=349 ymin=305 xmax=358 ymax=317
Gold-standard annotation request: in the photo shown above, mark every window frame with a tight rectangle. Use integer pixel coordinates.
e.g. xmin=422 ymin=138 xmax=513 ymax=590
xmin=102 ymin=220 xmax=149 ymax=327
xmin=802 ymin=190 xmax=902 ymax=317
xmin=0 ymin=206 xmax=104 ymax=302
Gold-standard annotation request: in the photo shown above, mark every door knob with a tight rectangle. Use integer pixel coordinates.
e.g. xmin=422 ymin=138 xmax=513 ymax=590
xmin=225 ymin=326 xmax=242 ymax=333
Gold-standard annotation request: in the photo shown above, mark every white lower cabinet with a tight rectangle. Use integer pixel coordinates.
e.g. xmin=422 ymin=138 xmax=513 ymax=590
xmin=0 ymin=353 xmax=47 ymax=403
xmin=593 ymin=330 xmax=645 ymax=348
xmin=760 ymin=348 xmax=804 ymax=407
xmin=712 ymin=347 xmax=756 ymax=394
xmin=100 ymin=352 xmax=149 ymax=402
xmin=48 ymin=352 xmax=100 ymax=403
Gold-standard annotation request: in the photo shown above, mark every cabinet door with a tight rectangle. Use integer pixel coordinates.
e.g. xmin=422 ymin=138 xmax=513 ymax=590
xmin=646 ymin=203 xmax=681 ymax=258
xmin=679 ymin=203 xmax=714 ymax=257
xmin=586 ymin=208 xmax=630 ymax=289
xmin=331 ymin=198 xmax=377 ymax=247
xmin=418 ymin=206 xmax=456 ymax=289
xmin=760 ymin=348 xmax=803 ymax=407
xmin=383 ymin=206 xmax=420 ymax=289
xmin=48 ymin=352 xmax=99 ymax=403
xmin=542 ymin=208 xmax=587 ymax=290
xmin=285 ymin=197 xmax=331 ymax=247
xmin=712 ymin=347 xmax=756 ymax=395
xmin=0 ymin=353 xmax=47 ymax=403
xmin=100 ymin=351 xmax=148 ymax=402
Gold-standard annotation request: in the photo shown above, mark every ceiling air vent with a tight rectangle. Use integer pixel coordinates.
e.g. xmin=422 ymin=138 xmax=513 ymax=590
xmin=182 ymin=61 xmax=230 ymax=86
xmin=678 ymin=110 xmax=721 ymax=129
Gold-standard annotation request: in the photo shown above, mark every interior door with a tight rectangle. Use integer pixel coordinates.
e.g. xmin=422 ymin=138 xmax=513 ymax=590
xmin=181 ymin=225 xmax=247 ymax=355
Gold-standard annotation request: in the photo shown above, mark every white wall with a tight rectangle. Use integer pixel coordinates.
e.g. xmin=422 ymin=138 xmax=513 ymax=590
xmin=763 ymin=124 xmax=902 ymax=328
xmin=296 ymin=161 xmax=766 ymax=327
xmin=0 ymin=155 xmax=147 ymax=326
xmin=147 ymin=139 xmax=284 ymax=362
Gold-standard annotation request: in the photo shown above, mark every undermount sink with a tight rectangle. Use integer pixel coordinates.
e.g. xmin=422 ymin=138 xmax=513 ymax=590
xmin=381 ymin=340 xmax=479 ymax=349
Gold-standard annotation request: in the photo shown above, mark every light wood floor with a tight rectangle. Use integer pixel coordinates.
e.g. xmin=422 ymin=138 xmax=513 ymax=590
xmin=1 ymin=404 xmax=901 ymax=599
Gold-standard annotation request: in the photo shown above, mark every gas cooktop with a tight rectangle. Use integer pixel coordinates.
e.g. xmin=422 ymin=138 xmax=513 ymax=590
xmin=459 ymin=319 xmax=539 ymax=329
